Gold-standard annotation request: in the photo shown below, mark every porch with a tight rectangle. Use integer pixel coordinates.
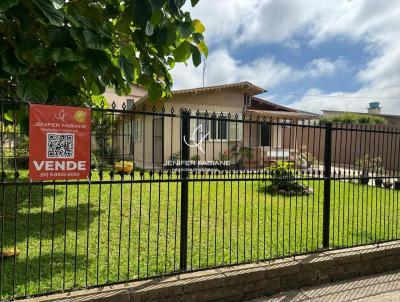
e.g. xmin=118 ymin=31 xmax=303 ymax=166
xmin=242 ymin=109 xmax=317 ymax=169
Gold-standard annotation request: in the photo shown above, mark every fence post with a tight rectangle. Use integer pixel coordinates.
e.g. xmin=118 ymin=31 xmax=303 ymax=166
xmin=323 ymin=122 xmax=333 ymax=249
xmin=180 ymin=110 xmax=190 ymax=271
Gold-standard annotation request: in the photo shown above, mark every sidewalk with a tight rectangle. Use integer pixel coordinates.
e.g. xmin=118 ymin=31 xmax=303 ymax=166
xmin=249 ymin=269 xmax=400 ymax=302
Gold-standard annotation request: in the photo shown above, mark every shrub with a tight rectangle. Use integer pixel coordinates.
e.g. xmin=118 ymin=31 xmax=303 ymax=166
xmin=191 ymin=155 xmax=200 ymax=161
xmin=356 ymin=155 xmax=383 ymax=176
xmin=321 ymin=113 xmax=387 ymax=125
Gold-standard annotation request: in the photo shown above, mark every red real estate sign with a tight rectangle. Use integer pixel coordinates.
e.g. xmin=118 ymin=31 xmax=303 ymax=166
xmin=29 ymin=104 xmax=91 ymax=180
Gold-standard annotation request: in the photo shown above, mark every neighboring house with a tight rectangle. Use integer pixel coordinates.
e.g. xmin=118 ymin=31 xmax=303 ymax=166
xmin=109 ymin=82 xmax=318 ymax=169
xmin=103 ymin=84 xmax=147 ymax=110
xmin=322 ymin=102 xmax=400 ymax=127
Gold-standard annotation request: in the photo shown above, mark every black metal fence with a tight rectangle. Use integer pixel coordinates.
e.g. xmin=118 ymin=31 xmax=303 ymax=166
xmin=1 ymin=99 xmax=400 ymax=300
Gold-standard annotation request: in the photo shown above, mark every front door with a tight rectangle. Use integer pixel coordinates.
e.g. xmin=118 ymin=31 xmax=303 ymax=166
xmin=154 ymin=117 xmax=163 ymax=166
xmin=260 ymin=123 xmax=271 ymax=147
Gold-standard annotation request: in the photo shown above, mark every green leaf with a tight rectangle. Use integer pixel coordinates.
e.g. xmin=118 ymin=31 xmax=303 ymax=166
xmin=3 ymin=112 xmax=13 ymax=122
xmin=119 ymin=56 xmax=134 ymax=82
xmin=52 ymin=0 xmax=64 ymax=9
xmin=177 ymin=21 xmax=193 ymax=38
xmin=0 ymin=0 xmax=19 ymax=12
xmin=149 ymin=0 xmax=163 ymax=10
xmin=145 ymin=21 xmax=154 ymax=36
xmin=198 ymin=40 xmax=208 ymax=57
xmin=170 ymin=0 xmax=185 ymax=9
xmin=120 ymin=43 xmax=136 ymax=58
xmin=2 ymin=52 xmax=29 ymax=75
xmin=173 ymin=41 xmax=191 ymax=62
xmin=148 ymin=82 xmax=163 ymax=100
xmin=83 ymin=30 xmax=112 ymax=50
xmin=192 ymin=33 xmax=204 ymax=44
xmin=81 ymin=50 xmax=111 ymax=75
xmin=32 ymin=48 xmax=52 ymax=64
xmin=51 ymin=48 xmax=82 ymax=62
xmin=167 ymin=57 xmax=175 ymax=68
xmin=190 ymin=44 xmax=201 ymax=67
xmin=32 ymin=0 xmax=64 ymax=26
xmin=17 ymin=78 xmax=48 ymax=102
xmin=130 ymin=0 xmax=152 ymax=26
xmin=190 ymin=0 xmax=199 ymax=6
xmin=193 ymin=19 xmax=205 ymax=33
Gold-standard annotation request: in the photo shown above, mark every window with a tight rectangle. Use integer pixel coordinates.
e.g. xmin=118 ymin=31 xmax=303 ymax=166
xmin=259 ymin=123 xmax=271 ymax=146
xmin=133 ymin=119 xmax=142 ymax=142
xmin=127 ymin=98 xmax=135 ymax=109
xmin=211 ymin=115 xmax=227 ymax=140
xmin=244 ymin=94 xmax=251 ymax=107
xmin=191 ymin=113 xmax=209 ymax=141
xmin=190 ymin=113 xmax=229 ymax=141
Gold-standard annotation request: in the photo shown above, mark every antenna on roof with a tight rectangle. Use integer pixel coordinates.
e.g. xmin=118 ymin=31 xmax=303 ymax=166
xmin=202 ymin=57 xmax=207 ymax=87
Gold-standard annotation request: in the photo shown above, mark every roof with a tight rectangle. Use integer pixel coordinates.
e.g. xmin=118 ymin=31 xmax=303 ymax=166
xmin=245 ymin=109 xmax=319 ymax=119
xmin=249 ymin=97 xmax=298 ymax=112
xmin=322 ymin=110 xmax=400 ymax=119
xmin=172 ymin=81 xmax=266 ymax=96
xmin=135 ymin=81 xmax=266 ymax=105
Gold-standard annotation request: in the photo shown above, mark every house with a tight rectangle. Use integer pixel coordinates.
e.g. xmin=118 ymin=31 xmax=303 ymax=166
xmin=108 ymin=82 xmax=318 ymax=169
xmin=103 ymin=84 xmax=147 ymax=110
xmin=322 ymin=102 xmax=400 ymax=127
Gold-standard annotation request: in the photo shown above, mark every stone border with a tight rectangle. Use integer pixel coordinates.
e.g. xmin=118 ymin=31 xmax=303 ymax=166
xmin=22 ymin=241 xmax=400 ymax=302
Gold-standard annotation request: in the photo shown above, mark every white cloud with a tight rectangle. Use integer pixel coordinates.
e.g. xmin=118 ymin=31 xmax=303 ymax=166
xmin=180 ymin=0 xmax=400 ymax=114
xmin=171 ymin=50 xmax=345 ymax=90
xmin=187 ymin=0 xmax=259 ymax=44
xmin=171 ymin=49 xmax=292 ymax=89
xmin=305 ymin=58 xmax=347 ymax=78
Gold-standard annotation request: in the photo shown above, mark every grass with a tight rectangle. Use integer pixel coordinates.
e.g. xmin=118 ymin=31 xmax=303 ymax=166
xmin=1 ymin=170 xmax=400 ymax=299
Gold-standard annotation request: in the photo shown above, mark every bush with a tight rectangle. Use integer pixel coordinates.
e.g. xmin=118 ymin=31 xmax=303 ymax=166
xmin=191 ymin=154 xmax=200 ymax=161
xmin=264 ymin=161 xmax=312 ymax=196
xmin=355 ymin=155 xmax=383 ymax=176
xmin=321 ymin=113 xmax=387 ymax=125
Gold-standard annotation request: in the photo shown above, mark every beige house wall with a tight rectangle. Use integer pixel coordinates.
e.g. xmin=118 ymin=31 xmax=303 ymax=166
xmin=162 ymin=90 xmax=245 ymax=164
xmin=112 ymin=89 xmax=302 ymax=169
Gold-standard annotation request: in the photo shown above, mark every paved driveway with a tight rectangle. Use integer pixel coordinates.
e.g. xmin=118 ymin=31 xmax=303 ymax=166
xmin=248 ymin=269 xmax=400 ymax=301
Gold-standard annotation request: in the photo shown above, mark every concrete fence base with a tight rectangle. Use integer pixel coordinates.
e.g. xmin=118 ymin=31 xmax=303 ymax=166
xmin=23 ymin=241 xmax=400 ymax=302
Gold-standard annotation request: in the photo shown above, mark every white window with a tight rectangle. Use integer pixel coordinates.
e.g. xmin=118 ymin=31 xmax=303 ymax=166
xmin=190 ymin=113 xmax=209 ymax=142
xmin=228 ymin=113 xmax=243 ymax=141
xmin=126 ymin=99 xmax=135 ymax=109
xmin=133 ymin=119 xmax=142 ymax=142
xmin=190 ymin=113 xmax=242 ymax=142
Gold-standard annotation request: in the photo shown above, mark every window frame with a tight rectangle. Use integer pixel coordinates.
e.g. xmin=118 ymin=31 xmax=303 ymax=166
xmin=191 ymin=112 xmax=230 ymax=142
xmin=133 ymin=118 xmax=142 ymax=142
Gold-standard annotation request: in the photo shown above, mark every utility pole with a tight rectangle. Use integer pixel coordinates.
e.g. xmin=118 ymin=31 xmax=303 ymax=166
xmin=202 ymin=57 xmax=207 ymax=87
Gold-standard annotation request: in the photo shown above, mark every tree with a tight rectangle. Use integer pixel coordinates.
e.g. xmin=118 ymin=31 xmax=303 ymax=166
xmin=0 ymin=0 xmax=208 ymax=105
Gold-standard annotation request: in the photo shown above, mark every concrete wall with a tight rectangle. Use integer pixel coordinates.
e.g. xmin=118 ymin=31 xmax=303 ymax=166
xmin=298 ymin=125 xmax=400 ymax=171
xmin=29 ymin=241 xmax=400 ymax=302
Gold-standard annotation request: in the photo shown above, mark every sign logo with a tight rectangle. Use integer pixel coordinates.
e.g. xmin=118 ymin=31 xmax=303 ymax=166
xmin=55 ymin=109 xmax=68 ymax=122
xmin=74 ymin=110 xmax=87 ymax=123
xmin=29 ymin=104 xmax=91 ymax=180
xmin=183 ymin=124 xmax=209 ymax=154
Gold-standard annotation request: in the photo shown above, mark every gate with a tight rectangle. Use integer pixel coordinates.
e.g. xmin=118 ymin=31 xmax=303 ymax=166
xmin=1 ymin=99 xmax=400 ymax=299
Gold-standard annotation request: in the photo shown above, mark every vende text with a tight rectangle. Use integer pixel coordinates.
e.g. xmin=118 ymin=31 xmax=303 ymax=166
xmin=33 ymin=161 xmax=86 ymax=171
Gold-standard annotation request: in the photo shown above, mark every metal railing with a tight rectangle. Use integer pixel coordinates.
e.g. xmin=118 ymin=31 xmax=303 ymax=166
xmin=1 ymin=98 xmax=400 ymax=299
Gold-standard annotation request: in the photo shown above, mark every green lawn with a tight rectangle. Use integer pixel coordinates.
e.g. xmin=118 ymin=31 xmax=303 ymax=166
xmin=1 ymin=171 xmax=399 ymax=299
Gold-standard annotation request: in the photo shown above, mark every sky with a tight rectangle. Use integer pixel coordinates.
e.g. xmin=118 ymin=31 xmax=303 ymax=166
xmin=171 ymin=0 xmax=400 ymax=115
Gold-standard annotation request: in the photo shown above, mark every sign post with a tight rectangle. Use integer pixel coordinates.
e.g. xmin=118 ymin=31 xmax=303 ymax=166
xmin=29 ymin=104 xmax=91 ymax=181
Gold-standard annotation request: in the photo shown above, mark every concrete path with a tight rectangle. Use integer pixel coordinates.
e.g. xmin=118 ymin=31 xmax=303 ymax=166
xmin=248 ymin=269 xmax=400 ymax=302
